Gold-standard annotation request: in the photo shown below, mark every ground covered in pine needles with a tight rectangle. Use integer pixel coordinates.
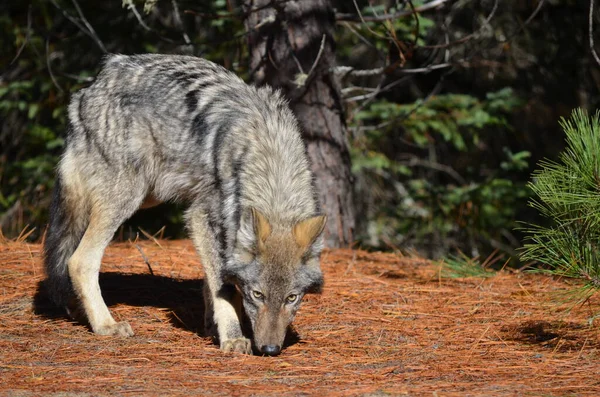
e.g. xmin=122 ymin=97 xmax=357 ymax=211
xmin=1 ymin=238 xmax=600 ymax=396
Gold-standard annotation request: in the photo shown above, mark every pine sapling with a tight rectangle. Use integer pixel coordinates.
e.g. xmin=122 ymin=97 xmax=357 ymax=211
xmin=521 ymin=109 xmax=600 ymax=305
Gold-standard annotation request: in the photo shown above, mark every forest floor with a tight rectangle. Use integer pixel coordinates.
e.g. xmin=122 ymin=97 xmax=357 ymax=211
xmin=1 ymin=238 xmax=600 ymax=396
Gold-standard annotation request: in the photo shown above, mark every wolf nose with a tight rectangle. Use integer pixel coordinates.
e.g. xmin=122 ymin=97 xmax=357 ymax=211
xmin=260 ymin=344 xmax=281 ymax=356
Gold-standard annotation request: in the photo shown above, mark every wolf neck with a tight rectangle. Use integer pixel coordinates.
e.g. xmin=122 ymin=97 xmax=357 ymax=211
xmin=238 ymin=115 xmax=317 ymax=227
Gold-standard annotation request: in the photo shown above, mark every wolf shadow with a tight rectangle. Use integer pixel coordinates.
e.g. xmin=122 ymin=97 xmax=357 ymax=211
xmin=33 ymin=272 xmax=299 ymax=348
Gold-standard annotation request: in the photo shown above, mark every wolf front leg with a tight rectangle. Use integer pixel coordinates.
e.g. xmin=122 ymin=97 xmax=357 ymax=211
xmin=186 ymin=207 xmax=252 ymax=355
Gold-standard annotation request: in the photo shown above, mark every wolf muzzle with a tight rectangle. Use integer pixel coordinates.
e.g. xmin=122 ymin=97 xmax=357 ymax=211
xmin=259 ymin=344 xmax=281 ymax=356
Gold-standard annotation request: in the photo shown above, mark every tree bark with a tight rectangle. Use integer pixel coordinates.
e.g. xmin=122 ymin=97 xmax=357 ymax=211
xmin=244 ymin=0 xmax=355 ymax=248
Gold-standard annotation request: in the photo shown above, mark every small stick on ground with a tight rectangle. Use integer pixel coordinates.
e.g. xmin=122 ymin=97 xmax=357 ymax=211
xmin=135 ymin=244 xmax=154 ymax=276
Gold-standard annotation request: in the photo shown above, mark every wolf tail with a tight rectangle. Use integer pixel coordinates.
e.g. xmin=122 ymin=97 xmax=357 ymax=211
xmin=43 ymin=172 xmax=89 ymax=309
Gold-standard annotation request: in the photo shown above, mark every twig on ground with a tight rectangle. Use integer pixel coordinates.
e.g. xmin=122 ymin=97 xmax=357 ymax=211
xmin=135 ymin=244 xmax=155 ymax=276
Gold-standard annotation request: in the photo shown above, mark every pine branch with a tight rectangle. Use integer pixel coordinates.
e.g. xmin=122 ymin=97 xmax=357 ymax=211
xmin=521 ymin=109 xmax=600 ymax=308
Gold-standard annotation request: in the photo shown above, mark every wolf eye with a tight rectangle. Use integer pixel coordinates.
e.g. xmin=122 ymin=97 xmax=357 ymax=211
xmin=252 ymin=290 xmax=264 ymax=300
xmin=286 ymin=294 xmax=298 ymax=304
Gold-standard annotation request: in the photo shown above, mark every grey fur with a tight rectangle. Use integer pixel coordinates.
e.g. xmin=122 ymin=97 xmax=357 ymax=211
xmin=43 ymin=54 xmax=326 ymax=355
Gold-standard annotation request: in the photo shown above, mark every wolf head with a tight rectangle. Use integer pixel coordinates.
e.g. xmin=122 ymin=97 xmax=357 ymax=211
xmin=225 ymin=208 xmax=326 ymax=356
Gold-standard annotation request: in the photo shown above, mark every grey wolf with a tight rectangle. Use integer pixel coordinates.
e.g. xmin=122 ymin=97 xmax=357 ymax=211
xmin=43 ymin=54 xmax=326 ymax=356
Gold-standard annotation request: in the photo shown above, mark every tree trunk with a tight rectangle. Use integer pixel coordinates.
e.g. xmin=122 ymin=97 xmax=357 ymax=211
xmin=244 ymin=0 xmax=355 ymax=248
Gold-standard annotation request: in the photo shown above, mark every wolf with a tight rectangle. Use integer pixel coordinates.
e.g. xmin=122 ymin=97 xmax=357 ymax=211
xmin=43 ymin=53 xmax=327 ymax=356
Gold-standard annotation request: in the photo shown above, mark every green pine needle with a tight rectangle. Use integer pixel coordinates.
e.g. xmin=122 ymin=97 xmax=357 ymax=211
xmin=438 ymin=253 xmax=495 ymax=279
xmin=520 ymin=109 xmax=600 ymax=303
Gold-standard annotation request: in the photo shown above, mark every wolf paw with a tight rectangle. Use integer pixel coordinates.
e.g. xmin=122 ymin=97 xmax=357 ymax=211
xmin=221 ymin=337 xmax=252 ymax=354
xmin=95 ymin=321 xmax=134 ymax=337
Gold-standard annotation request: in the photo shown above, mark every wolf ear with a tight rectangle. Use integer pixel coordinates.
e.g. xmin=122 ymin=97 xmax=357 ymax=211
xmin=238 ymin=207 xmax=272 ymax=252
xmin=251 ymin=208 xmax=271 ymax=248
xmin=293 ymin=215 xmax=327 ymax=250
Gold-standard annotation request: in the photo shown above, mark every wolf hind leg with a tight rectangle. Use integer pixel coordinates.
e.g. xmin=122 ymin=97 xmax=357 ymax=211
xmin=68 ymin=187 xmax=146 ymax=337
xmin=186 ymin=206 xmax=251 ymax=355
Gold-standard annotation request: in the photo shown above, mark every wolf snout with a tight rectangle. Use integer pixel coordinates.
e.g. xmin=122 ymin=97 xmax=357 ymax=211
xmin=259 ymin=344 xmax=281 ymax=356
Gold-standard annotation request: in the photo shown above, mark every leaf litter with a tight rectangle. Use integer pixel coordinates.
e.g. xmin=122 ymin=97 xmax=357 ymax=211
xmin=1 ymin=240 xmax=599 ymax=396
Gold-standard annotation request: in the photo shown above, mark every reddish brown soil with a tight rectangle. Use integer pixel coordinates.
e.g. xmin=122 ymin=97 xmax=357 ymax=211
xmin=1 ymin=239 xmax=600 ymax=396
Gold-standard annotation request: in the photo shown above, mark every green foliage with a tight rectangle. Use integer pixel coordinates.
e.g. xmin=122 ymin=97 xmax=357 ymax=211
xmin=521 ymin=109 xmax=600 ymax=304
xmin=1 ymin=0 xmax=590 ymax=259
xmin=356 ymin=88 xmax=522 ymax=151
xmin=438 ymin=253 xmax=496 ymax=279
xmin=363 ymin=1 xmax=435 ymax=46
xmin=351 ymin=148 xmax=411 ymax=175
xmin=0 ymin=5 xmax=72 ymax=234
xmin=352 ymin=88 xmax=529 ymax=257
xmin=338 ymin=1 xmax=436 ymax=59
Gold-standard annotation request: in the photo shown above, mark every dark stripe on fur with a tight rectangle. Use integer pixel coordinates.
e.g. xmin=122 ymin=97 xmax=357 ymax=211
xmin=190 ymin=108 xmax=212 ymax=147
xmin=212 ymin=110 xmax=235 ymax=260
xmin=185 ymin=90 xmax=198 ymax=114
xmin=207 ymin=214 xmax=226 ymax=265
xmin=78 ymin=93 xmax=110 ymax=163
xmin=78 ymin=93 xmax=93 ymax=153
xmin=172 ymin=71 xmax=202 ymax=85
xmin=193 ymin=80 xmax=214 ymax=94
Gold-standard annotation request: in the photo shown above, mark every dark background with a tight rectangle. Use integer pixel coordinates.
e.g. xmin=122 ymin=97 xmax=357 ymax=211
xmin=1 ymin=0 xmax=597 ymax=263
